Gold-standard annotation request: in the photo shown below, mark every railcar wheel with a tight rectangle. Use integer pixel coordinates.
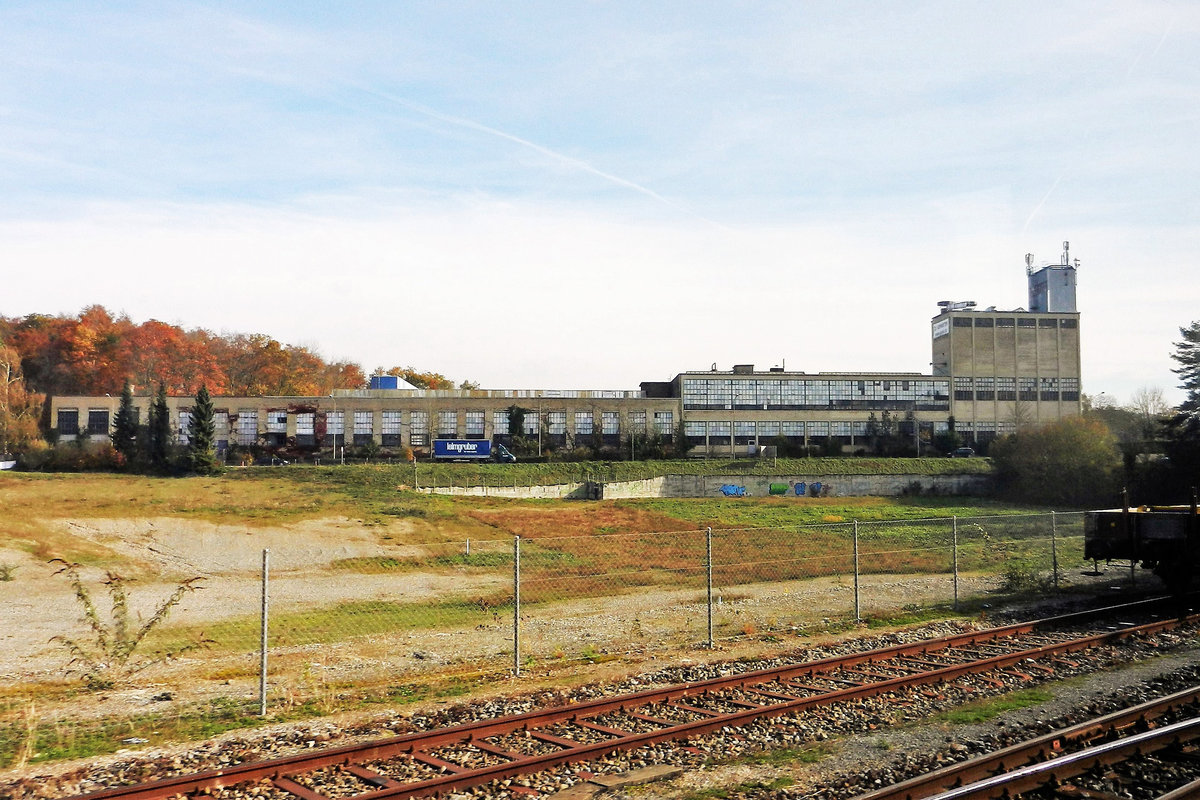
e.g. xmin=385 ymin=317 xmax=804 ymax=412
xmin=1154 ymin=561 xmax=1191 ymax=594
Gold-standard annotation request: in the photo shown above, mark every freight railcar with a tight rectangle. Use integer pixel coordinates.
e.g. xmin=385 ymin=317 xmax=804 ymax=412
xmin=1084 ymin=501 xmax=1200 ymax=590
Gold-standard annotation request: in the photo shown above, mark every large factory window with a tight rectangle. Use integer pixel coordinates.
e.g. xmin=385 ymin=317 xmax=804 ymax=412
xmin=87 ymin=409 xmax=109 ymax=436
xmin=176 ymin=410 xmax=191 ymax=444
xmin=654 ymin=411 xmax=673 ymax=438
xmin=492 ymin=411 xmax=509 ymax=436
xmin=574 ymin=411 xmax=594 ymax=436
xmin=409 ymin=411 xmax=428 ymax=447
xmin=465 ymin=411 xmax=485 ymax=439
xmin=296 ymin=412 xmax=315 ymax=446
xmin=215 ymin=410 xmax=229 ymax=452
xmin=732 ymin=380 xmax=757 ymax=409
xmin=237 ymin=409 xmax=258 ymax=445
xmin=601 ymin=412 xmax=619 ymax=435
xmin=438 ymin=411 xmax=457 ymax=438
xmin=547 ymin=411 xmax=566 ymax=447
xmin=325 ymin=410 xmax=344 ymax=447
xmin=58 ymin=409 xmax=79 ymax=436
xmin=354 ymin=411 xmax=373 ymax=445
xmin=805 ymin=420 xmax=829 ymax=438
xmin=381 ymin=411 xmax=402 ymax=446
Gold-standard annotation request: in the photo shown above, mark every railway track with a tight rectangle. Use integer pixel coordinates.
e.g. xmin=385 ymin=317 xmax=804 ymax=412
xmin=854 ymin=681 xmax=1200 ymax=800
xmin=66 ymin=599 xmax=1199 ymax=800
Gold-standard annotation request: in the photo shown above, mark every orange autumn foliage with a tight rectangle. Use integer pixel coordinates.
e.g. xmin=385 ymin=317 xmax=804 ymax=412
xmin=0 ymin=307 xmax=368 ymax=397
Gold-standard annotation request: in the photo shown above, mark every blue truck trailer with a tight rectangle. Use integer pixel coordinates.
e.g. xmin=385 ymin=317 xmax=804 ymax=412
xmin=432 ymin=439 xmax=517 ymax=462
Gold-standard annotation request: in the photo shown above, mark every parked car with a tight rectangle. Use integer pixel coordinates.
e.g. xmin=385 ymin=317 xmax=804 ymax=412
xmin=950 ymin=447 xmax=975 ymax=458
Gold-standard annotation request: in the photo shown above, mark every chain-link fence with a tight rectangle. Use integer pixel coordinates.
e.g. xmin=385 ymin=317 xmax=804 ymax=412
xmin=3 ymin=511 xmax=1124 ymax=770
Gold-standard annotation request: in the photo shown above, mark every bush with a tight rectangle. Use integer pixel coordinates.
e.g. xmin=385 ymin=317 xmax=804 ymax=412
xmin=27 ymin=441 xmax=123 ymax=472
xmin=990 ymin=417 xmax=1121 ymax=507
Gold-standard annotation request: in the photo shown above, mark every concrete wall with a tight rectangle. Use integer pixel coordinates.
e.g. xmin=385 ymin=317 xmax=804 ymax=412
xmin=422 ymin=472 xmax=991 ymax=499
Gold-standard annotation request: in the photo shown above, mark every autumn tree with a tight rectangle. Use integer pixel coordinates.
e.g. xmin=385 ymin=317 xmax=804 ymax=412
xmin=111 ymin=380 xmax=139 ymax=466
xmin=148 ymin=382 xmax=172 ymax=472
xmin=990 ymin=416 xmax=1121 ymax=507
xmin=185 ymin=385 xmax=219 ymax=474
xmin=3 ymin=308 xmax=364 ymax=398
xmin=0 ymin=344 xmax=45 ymax=454
xmin=378 ymin=366 xmax=454 ymax=390
xmin=127 ymin=321 xmax=227 ymax=395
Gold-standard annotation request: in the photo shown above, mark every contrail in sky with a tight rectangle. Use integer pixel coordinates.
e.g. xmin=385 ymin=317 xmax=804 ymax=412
xmin=1023 ymin=16 xmax=1175 ymax=237
xmin=355 ymin=86 xmax=721 ymax=226
xmin=1020 ymin=174 xmax=1062 ymax=238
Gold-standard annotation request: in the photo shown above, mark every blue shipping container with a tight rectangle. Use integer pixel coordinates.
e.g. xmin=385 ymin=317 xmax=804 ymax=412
xmin=370 ymin=375 xmax=400 ymax=390
xmin=433 ymin=439 xmax=493 ymax=459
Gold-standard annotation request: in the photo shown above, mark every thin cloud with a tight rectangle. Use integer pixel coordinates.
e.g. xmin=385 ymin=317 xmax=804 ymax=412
xmin=353 ymin=84 xmax=723 ymax=227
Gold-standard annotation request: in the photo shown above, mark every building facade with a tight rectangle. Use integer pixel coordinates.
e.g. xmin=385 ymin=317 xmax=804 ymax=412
xmin=49 ymin=251 xmax=1083 ymax=458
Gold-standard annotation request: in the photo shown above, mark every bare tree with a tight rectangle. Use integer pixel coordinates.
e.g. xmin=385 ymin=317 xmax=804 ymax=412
xmin=1130 ymin=385 xmax=1169 ymax=437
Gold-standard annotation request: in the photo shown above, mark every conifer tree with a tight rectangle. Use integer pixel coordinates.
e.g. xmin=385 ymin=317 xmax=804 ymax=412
xmin=110 ymin=380 xmax=139 ymax=467
xmin=186 ymin=385 xmax=218 ymax=474
xmin=148 ymin=382 xmax=172 ymax=472
xmin=1163 ymin=321 xmax=1200 ymax=496
xmin=1172 ymin=322 xmax=1200 ymax=415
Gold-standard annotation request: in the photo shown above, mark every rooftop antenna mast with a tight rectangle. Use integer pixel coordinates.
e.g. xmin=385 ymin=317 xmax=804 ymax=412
xmin=1025 ymin=253 xmax=1035 ymax=274
xmin=1062 ymin=241 xmax=1070 ymax=266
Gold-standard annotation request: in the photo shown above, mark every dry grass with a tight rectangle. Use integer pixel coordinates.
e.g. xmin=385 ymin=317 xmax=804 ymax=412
xmin=0 ymin=473 xmax=343 ymax=525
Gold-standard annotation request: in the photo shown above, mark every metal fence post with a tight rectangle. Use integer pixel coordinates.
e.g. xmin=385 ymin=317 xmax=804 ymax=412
xmin=259 ymin=548 xmax=269 ymax=717
xmin=952 ymin=516 xmax=959 ymax=612
xmin=513 ymin=536 xmax=521 ymax=676
xmin=1050 ymin=511 xmax=1059 ymax=592
xmin=706 ymin=527 xmax=714 ymax=649
xmin=853 ymin=520 xmax=861 ymax=622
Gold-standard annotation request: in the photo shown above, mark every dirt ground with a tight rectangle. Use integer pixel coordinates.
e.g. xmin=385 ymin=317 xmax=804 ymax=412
xmin=4 ymin=513 xmax=1106 ymax=734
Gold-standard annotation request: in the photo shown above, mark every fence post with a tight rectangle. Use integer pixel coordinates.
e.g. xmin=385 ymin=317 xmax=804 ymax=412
xmin=466 ymin=538 xmax=471 ymax=558
xmin=706 ymin=527 xmax=714 ymax=649
xmin=513 ymin=536 xmax=521 ymax=676
xmin=1050 ymin=511 xmax=1059 ymax=592
xmin=952 ymin=516 xmax=959 ymax=612
xmin=259 ymin=548 xmax=269 ymax=717
xmin=853 ymin=520 xmax=861 ymax=622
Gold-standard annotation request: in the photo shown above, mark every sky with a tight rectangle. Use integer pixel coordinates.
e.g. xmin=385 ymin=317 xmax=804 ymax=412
xmin=1 ymin=2 xmax=1198 ymax=405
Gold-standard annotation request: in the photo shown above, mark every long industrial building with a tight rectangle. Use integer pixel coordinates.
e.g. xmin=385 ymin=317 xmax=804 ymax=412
xmin=50 ymin=247 xmax=1083 ymax=458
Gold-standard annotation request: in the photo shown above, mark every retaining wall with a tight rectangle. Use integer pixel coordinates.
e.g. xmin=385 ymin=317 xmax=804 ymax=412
xmin=422 ymin=472 xmax=991 ymax=499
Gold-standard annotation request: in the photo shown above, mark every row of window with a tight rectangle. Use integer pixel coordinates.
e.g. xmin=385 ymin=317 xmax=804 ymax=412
xmin=951 ymin=317 xmax=1078 ymax=329
xmin=683 ymin=420 xmax=911 ymax=439
xmin=682 ymin=378 xmax=951 ymax=411
xmin=57 ymin=408 xmax=676 ymax=448
xmin=951 ymin=376 xmax=1080 ymax=402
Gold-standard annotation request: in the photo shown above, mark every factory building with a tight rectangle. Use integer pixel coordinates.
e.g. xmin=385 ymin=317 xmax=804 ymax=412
xmin=49 ymin=247 xmax=1083 ymax=458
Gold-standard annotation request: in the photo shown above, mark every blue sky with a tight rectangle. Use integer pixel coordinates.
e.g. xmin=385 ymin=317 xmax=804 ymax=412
xmin=2 ymin=2 xmax=1198 ymax=403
